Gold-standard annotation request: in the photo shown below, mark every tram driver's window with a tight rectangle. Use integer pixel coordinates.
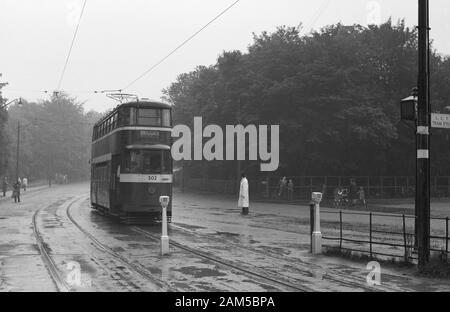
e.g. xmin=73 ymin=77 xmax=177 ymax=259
xmin=143 ymin=151 xmax=162 ymax=173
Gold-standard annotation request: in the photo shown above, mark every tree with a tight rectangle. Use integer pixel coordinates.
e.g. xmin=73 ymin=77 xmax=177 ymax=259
xmin=164 ymin=20 xmax=450 ymax=179
xmin=5 ymin=93 xmax=97 ymax=181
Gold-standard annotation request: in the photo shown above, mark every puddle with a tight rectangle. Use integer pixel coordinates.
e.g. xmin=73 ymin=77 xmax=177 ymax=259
xmin=176 ymin=266 xmax=227 ymax=278
xmin=215 ymin=232 xmax=240 ymax=237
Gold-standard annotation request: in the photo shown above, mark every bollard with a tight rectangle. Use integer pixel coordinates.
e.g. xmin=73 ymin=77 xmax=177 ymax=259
xmin=311 ymin=192 xmax=322 ymax=255
xmin=159 ymin=196 xmax=170 ymax=255
xmin=309 ymin=201 xmax=315 ymax=253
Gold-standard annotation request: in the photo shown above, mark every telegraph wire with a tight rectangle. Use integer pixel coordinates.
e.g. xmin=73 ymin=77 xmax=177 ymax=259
xmin=298 ymin=0 xmax=331 ymax=34
xmin=122 ymin=0 xmax=241 ymax=91
xmin=56 ymin=0 xmax=88 ymax=92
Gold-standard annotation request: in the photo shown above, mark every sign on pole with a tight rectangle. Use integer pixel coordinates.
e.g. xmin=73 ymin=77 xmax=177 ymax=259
xmin=431 ymin=113 xmax=450 ymax=129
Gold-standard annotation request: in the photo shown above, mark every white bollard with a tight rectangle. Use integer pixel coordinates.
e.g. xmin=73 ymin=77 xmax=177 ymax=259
xmin=311 ymin=192 xmax=322 ymax=254
xmin=159 ymin=196 xmax=170 ymax=255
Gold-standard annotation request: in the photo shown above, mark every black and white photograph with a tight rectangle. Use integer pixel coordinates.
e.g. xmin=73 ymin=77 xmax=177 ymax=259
xmin=1 ymin=0 xmax=450 ymax=304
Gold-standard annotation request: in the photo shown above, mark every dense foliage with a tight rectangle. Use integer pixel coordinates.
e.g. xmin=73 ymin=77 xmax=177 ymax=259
xmin=1 ymin=92 xmax=101 ymax=181
xmin=163 ymin=20 xmax=450 ymax=179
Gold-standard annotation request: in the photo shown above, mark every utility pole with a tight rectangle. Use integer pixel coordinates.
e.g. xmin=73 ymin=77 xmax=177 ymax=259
xmin=236 ymin=97 xmax=241 ymax=193
xmin=416 ymin=0 xmax=431 ymax=269
xmin=16 ymin=121 xmax=20 ymax=182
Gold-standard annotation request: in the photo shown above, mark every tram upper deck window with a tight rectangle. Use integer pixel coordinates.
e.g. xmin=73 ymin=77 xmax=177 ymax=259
xmin=118 ymin=107 xmax=130 ymax=126
xmin=137 ymin=108 xmax=171 ymax=127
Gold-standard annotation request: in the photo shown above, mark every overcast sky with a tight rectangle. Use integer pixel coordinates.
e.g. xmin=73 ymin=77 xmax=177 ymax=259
xmin=1 ymin=0 xmax=449 ymax=113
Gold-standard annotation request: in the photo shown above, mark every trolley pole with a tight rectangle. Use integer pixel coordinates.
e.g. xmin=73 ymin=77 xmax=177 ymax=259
xmin=416 ymin=0 xmax=431 ymax=269
xmin=159 ymin=196 xmax=170 ymax=255
xmin=15 ymin=121 xmax=20 ymax=182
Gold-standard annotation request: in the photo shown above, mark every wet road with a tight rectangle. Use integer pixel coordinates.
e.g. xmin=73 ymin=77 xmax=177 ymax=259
xmin=1 ymin=183 xmax=450 ymax=292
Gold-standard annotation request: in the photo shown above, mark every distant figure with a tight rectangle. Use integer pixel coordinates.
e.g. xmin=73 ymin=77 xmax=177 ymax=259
xmin=238 ymin=173 xmax=249 ymax=215
xmin=287 ymin=179 xmax=294 ymax=201
xmin=358 ymin=186 xmax=367 ymax=208
xmin=349 ymin=179 xmax=358 ymax=207
xmin=12 ymin=179 xmax=21 ymax=203
xmin=278 ymin=176 xmax=287 ymax=198
xmin=321 ymin=184 xmax=327 ymax=200
xmin=2 ymin=177 xmax=8 ymax=197
xmin=63 ymin=174 xmax=68 ymax=184
xmin=334 ymin=186 xmax=343 ymax=208
xmin=22 ymin=177 xmax=28 ymax=192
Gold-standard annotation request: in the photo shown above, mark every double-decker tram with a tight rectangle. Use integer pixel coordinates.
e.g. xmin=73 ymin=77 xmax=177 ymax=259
xmin=90 ymin=99 xmax=173 ymax=224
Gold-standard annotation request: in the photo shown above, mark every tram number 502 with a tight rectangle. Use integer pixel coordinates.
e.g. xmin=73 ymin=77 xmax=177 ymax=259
xmin=147 ymin=175 xmax=158 ymax=182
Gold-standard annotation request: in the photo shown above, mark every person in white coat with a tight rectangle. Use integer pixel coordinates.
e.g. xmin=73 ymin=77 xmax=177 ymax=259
xmin=238 ymin=173 xmax=249 ymax=215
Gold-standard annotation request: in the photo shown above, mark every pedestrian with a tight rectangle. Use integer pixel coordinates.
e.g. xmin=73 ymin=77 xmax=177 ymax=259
xmin=349 ymin=179 xmax=358 ymax=207
xmin=287 ymin=179 xmax=294 ymax=201
xmin=334 ymin=186 xmax=343 ymax=208
xmin=22 ymin=177 xmax=28 ymax=192
xmin=278 ymin=176 xmax=287 ymax=198
xmin=12 ymin=179 xmax=21 ymax=203
xmin=238 ymin=172 xmax=249 ymax=215
xmin=2 ymin=177 xmax=8 ymax=197
xmin=358 ymin=186 xmax=367 ymax=208
xmin=321 ymin=184 xmax=327 ymax=200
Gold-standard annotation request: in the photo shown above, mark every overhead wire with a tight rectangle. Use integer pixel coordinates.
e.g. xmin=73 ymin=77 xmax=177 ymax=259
xmin=298 ymin=0 xmax=331 ymax=34
xmin=122 ymin=0 xmax=241 ymax=91
xmin=56 ymin=0 xmax=88 ymax=92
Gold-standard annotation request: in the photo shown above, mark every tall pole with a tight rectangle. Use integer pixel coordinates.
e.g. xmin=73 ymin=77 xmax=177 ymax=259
xmin=417 ymin=0 xmax=431 ymax=269
xmin=16 ymin=121 xmax=20 ymax=182
xmin=236 ymin=97 xmax=241 ymax=193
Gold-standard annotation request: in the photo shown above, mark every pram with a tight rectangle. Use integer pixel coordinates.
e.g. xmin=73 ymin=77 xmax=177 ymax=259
xmin=334 ymin=188 xmax=349 ymax=207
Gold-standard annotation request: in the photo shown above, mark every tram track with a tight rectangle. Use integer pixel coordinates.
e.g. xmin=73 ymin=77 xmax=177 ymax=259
xmin=131 ymin=226 xmax=312 ymax=292
xmin=32 ymin=201 xmax=71 ymax=292
xmin=66 ymin=196 xmax=170 ymax=291
xmin=167 ymin=223 xmax=397 ymax=292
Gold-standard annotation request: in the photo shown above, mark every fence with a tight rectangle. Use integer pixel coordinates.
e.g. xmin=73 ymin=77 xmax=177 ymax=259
xmin=320 ymin=209 xmax=450 ymax=262
xmin=181 ymin=176 xmax=450 ymax=199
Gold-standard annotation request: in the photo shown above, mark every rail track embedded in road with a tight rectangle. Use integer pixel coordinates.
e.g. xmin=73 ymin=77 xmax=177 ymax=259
xmin=66 ymin=197 xmax=170 ymax=291
xmin=132 ymin=226 xmax=312 ymax=292
xmin=32 ymin=202 xmax=72 ymax=292
xmin=167 ymin=223 xmax=398 ymax=292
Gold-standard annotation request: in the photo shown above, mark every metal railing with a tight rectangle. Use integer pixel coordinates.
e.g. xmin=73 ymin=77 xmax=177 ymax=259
xmin=181 ymin=176 xmax=450 ymax=199
xmin=320 ymin=210 xmax=450 ymax=262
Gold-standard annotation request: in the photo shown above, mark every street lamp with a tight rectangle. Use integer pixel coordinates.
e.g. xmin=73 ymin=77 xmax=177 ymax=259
xmin=0 ymin=97 xmax=22 ymax=110
xmin=400 ymin=88 xmax=418 ymax=123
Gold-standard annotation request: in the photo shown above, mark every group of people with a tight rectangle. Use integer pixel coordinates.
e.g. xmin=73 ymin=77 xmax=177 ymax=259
xmin=277 ymin=177 xmax=295 ymax=200
xmin=2 ymin=176 xmax=28 ymax=203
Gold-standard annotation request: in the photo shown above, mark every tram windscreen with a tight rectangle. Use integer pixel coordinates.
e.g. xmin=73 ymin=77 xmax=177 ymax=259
xmin=122 ymin=150 xmax=171 ymax=174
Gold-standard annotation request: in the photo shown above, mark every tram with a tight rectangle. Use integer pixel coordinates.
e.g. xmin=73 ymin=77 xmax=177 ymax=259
xmin=90 ymin=99 xmax=173 ymax=224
